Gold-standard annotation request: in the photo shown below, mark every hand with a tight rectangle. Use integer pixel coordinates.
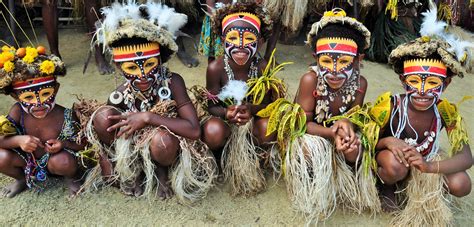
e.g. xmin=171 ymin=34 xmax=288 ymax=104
xmin=225 ymin=105 xmax=239 ymax=124
xmin=331 ymin=119 xmax=356 ymax=144
xmin=107 ymin=112 xmax=150 ymax=139
xmin=334 ymin=128 xmax=360 ymax=154
xmin=17 ymin=135 xmax=44 ymax=153
xmin=386 ymin=137 xmax=416 ymax=167
xmin=234 ymin=104 xmax=251 ymax=125
xmin=45 ymin=139 xmax=64 ymax=154
xmin=406 ymin=149 xmax=433 ymax=173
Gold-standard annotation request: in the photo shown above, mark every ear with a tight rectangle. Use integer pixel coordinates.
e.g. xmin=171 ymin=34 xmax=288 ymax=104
xmin=312 ymin=52 xmax=318 ymax=60
xmin=399 ymin=74 xmax=405 ymax=83
xmin=443 ymin=77 xmax=452 ymax=91
xmin=358 ymin=54 xmax=365 ymax=62
xmin=54 ymin=83 xmax=61 ymax=94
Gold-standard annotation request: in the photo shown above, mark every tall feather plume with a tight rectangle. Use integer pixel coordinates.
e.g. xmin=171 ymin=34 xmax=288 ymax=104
xmin=146 ymin=0 xmax=188 ymax=37
xmin=218 ymin=80 xmax=248 ymax=105
xmin=419 ymin=4 xmax=446 ymax=38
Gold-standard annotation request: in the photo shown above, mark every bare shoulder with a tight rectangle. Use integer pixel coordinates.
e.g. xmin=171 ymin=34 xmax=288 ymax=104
xmin=300 ymin=71 xmax=318 ymax=86
xmin=207 ymin=57 xmax=224 ymax=76
xmin=359 ymin=75 xmax=368 ymax=92
xmin=7 ymin=104 xmax=21 ymax=123
xmin=169 ymin=72 xmax=186 ymax=89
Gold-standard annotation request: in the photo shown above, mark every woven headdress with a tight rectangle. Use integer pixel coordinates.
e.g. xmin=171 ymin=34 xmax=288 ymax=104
xmin=306 ymin=8 xmax=371 ymax=51
xmin=94 ymin=0 xmax=188 ymax=63
xmin=0 ymin=46 xmax=65 ymax=95
xmin=389 ymin=3 xmax=473 ymax=78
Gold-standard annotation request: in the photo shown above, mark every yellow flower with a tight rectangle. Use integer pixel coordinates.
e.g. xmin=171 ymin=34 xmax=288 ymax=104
xmin=3 ymin=61 xmax=14 ymax=73
xmin=40 ymin=60 xmax=55 ymax=74
xmin=25 ymin=47 xmax=38 ymax=58
xmin=324 ymin=9 xmax=347 ymax=17
xmin=22 ymin=55 xmax=35 ymax=64
xmin=0 ymin=52 xmax=14 ymax=63
xmin=421 ymin=36 xmax=431 ymax=42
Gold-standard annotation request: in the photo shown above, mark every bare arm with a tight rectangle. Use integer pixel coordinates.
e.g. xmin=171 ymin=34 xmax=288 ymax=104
xmin=295 ymin=72 xmax=335 ymax=140
xmin=145 ymin=74 xmax=201 ymax=140
xmin=206 ymin=60 xmax=227 ymax=119
xmin=351 ymin=75 xmax=367 ymax=108
xmin=432 ymin=144 xmax=473 ymax=174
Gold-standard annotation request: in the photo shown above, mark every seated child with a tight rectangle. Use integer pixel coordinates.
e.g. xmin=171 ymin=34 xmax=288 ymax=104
xmin=84 ymin=1 xmax=216 ymax=201
xmin=0 ymin=45 xmax=86 ymax=197
xmin=263 ymin=9 xmax=378 ymax=220
xmin=373 ymin=6 xmax=473 ymax=225
xmin=200 ymin=2 xmax=283 ymax=196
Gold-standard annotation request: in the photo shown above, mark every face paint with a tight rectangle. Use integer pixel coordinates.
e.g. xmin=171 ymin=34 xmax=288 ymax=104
xmin=403 ymin=59 xmax=447 ymax=110
xmin=317 ymin=53 xmax=355 ymax=89
xmin=119 ymin=57 xmax=160 ymax=91
xmin=12 ymin=76 xmax=57 ymax=119
xmin=315 ymin=37 xmax=358 ymax=89
xmin=113 ymin=42 xmax=161 ymax=92
xmin=224 ymin=26 xmax=259 ymax=65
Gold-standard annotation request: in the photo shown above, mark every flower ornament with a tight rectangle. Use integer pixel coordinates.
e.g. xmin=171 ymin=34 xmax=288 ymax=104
xmin=40 ymin=60 xmax=55 ymax=75
xmin=3 ymin=61 xmax=14 ymax=73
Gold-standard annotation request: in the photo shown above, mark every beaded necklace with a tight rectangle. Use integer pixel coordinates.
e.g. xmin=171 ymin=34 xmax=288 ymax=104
xmin=224 ymin=54 xmax=259 ymax=81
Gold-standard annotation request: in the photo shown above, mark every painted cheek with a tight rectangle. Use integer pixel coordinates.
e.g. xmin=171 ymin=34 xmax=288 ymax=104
xmin=242 ymin=31 xmax=257 ymax=46
xmin=225 ymin=30 xmax=240 ymax=46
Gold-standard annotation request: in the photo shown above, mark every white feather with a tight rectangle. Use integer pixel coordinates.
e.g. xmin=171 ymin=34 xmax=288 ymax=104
xmin=218 ymin=80 xmax=248 ymax=105
xmin=420 ymin=5 xmax=446 ymax=38
xmin=146 ymin=1 xmax=188 ymax=37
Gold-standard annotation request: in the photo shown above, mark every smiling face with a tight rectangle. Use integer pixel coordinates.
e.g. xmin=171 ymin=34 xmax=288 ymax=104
xmin=12 ymin=77 xmax=58 ymax=119
xmin=402 ymin=59 xmax=447 ymax=111
xmin=112 ymin=42 xmax=161 ymax=92
xmin=315 ymin=37 xmax=358 ymax=89
xmin=221 ymin=12 xmax=261 ymax=66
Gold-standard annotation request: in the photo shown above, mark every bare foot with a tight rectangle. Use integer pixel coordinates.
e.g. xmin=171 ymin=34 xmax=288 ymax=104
xmin=156 ymin=166 xmax=173 ymax=200
xmin=379 ymin=184 xmax=399 ymax=213
xmin=95 ymin=49 xmax=114 ymax=75
xmin=1 ymin=179 xmax=27 ymax=198
xmin=177 ymin=50 xmax=199 ymax=68
xmin=66 ymin=177 xmax=82 ymax=197
xmin=122 ymin=177 xmax=144 ymax=197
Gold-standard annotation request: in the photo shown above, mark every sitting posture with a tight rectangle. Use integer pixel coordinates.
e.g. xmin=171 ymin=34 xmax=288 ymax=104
xmin=373 ymin=6 xmax=473 ymax=226
xmin=84 ymin=2 xmax=216 ymax=201
xmin=199 ymin=2 xmax=282 ymax=196
xmin=0 ymin=45 xmax=86 ymax=197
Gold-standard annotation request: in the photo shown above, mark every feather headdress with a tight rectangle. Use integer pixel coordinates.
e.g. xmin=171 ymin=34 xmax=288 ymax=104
xmin=389 ymin=2 xmax=473 ymax=78
xmin=94 ymin=0 xmax=188 ymax=63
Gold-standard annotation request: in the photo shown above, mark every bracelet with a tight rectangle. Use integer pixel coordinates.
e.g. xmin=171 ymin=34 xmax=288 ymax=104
xmin=436 ymin=161 xmax=440 ymax=174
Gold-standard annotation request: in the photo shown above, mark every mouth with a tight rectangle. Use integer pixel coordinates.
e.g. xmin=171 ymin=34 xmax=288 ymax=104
xmin=30 ymin=106 xmax=50 ymax=118
xmin=324 ymin=74 xmax=346 ymax=88
xmin=133 ymin=79 xmax=153 ymax=91
xmin=231 ymin=49 xmax=250 ymax=65
xmin=410 ymin=95 xmax=435 ymax=110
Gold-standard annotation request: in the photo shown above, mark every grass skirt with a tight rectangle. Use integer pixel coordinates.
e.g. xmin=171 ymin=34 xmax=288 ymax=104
xmin=391 ymin=157 xmax=453 ymax=226
xmin=222 ymin=121 xmax=266 ymax=197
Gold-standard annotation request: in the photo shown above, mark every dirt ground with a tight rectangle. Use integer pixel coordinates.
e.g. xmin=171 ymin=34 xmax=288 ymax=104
xmin=0 ymin=28 xmax=473 ymax=225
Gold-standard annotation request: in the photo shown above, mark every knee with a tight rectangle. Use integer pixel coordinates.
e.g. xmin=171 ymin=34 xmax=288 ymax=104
xmin=150 ymin=130 xmax=179 ymax=166
xmin=0 ymin=149 xmax=14 ymax=169
xmin=202 ymin=118 xmax=229 ymax=150
xmin=48 ymin=152 xmax=78 ymax=176
xmin=377 ymin=150 xmax=408 ymax=183
xmin=253 ymin=118 xmax=275 ymax=145
xmin=92 ymin=107 xmax=121 ymax=144
xmin=447 ymin=173 xmax=472 ymax=197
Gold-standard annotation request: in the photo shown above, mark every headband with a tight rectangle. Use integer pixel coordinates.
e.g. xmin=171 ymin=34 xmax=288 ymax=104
xmin=13 ymin=76 xmax=56 ymax=90
xmin=222 ymin=12 xmax=261 ymax=33
xmin=316 ymin=37 xmax=358 ymax=56
xmin=112 ymin=42 xmax=161 ymax=62
xmin=403 ymin=59 xmax=447 ymax=78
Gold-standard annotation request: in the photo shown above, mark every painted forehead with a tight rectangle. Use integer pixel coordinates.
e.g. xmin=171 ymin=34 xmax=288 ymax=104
xmin=316 ymin=37 xmax=358 ymax=56
xmin=12 ymin=76 xmax=56 ymax=91
xmin=112 ymin=42 xmax=160 ymax=62
xmin=222 ymin=12 xmax=261 ymax=34
xmin=403 ymin=59 xmax=447 ymax=78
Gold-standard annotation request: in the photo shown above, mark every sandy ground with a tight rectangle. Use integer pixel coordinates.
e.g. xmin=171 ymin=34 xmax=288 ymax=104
xmin=0 ymin=27 xmax=473 ymax=225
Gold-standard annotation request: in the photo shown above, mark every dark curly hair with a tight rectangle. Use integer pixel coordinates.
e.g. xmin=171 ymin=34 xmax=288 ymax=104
xmin=311 ymin=24 xmax=366 ymax=55
xmin=212 ymin=2 xmax=273 ymax=40
xmin=111 ymin=37 xmax=174 ymax=64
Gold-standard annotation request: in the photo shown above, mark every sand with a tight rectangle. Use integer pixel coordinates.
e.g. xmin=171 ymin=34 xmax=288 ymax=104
xmin=0 ymin=27 xmax=473 ymax=225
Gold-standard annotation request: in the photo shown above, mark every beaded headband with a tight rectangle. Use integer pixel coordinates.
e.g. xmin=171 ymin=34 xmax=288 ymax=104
xmin=112 ymin=42 xmax=160 ymax=62
xmin=403 ymin=59 xmax=447 ymax=77
xmin=222 ymin=12 xmax=261 ymax=33
xmin=12 ymin=76 xmax=56 ymax=90
xmin=316 ymin=37 xmax=358 ymax=56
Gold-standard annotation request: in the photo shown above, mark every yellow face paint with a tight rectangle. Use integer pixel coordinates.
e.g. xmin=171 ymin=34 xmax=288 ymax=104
xmin=405 ymin=74 xmax=443 ymax=94
xmin=18 ymin=87 xmax=55 ymax=105
xmin=225 ymin=30 xmax=240 ymax=46
xmin=317 ymin=54 xmax=354 ymax=72
xmin=242 ymin=31 xmax=257 ymax=46
xmin=120 ymin=57 xmax=159 ymax=78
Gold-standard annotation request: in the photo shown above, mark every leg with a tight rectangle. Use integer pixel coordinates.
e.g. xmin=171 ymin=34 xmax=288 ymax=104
xmin=150 ymin=129 xmax=180 ymax=199
xmin=445 ymin=171 xmax=472 ymax=197
xmin=176 ymin=36 xmax=199 ymax=68
xmin=376 ymin=149 xmax=409 ymax=212
xmin=0 ymin=148 xmax=27 ymax=198
xmin=47 ymin=151 xmax=81 ymax=196
xmin=92 ymin=106 xmax=121 ymax=146
xmin=252 ymin=118 xmax=275 ymax=147
xmin=84 ymin=0 xmax=114 ymax=74
xmin=42 ymin=0 xmax=60 ymax=58
xmin=201 ymin=117 xmax=231 ymax=154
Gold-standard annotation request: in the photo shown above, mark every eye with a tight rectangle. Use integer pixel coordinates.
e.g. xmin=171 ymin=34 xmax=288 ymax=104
xmin=23 ymin=95 xmax=34 ymax=100
xmin=145 ymin=62 xmax=155 ymax=67
xmin=127 ymin=65 xmax=138 ymax=71
xmin=321 ymin=59 xmax=331 ymax=64
xmin=408 ymin=79 xmax=419 ymax=84
xmin=427 ymin=81 xmax=439 ymax=86
xmin=41 ymin=92 xmax=51 ymax=97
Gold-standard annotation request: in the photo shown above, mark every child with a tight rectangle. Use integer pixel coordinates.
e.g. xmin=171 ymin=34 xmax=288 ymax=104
xmin=373 ymin=6 xmax=472 ymax=225
xmin=261 ymin=9 xmax=378 ymax=221
xmin=200 ymin=2 xmax=283 ymax=196
xmin=0 ymin=45 xmax=85 ymax=197
xmin=84 ymin=1 xmax=216 ymax=201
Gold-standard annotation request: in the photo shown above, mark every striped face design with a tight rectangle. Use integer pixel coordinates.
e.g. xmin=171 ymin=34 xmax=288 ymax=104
xmin=13 ymin=76 xmax=57 ymax=118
